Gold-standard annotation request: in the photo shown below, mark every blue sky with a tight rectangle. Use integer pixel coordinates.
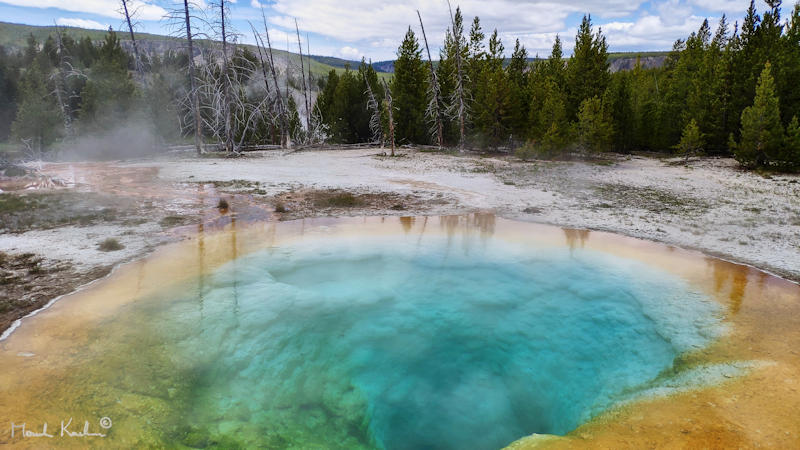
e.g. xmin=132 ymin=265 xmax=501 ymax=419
xmin=0 ymin=1 xmax=795 ymax=60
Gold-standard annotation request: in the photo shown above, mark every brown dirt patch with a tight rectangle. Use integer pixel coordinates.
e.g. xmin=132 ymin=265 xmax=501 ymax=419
xmin=269 ymin=188 xmax=445 ymax=220
xmin=0 ymin=251 xmax=111 ymax=334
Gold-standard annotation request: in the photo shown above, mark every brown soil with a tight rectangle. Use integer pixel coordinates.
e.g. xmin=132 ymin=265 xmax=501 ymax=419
xmin=268 ymin=188 xmax=448 ymax=221
xmin=0 ymin=251 xmax=110 ymax=334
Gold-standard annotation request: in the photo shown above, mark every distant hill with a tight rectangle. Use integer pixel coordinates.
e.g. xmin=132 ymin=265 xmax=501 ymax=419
xmin=368 ymin=51 xmax=669 ymax=74
xmin=0 ymin=22 xmax=667 ymax=78
xmin=0 ymin=21 xmax=365 ymax=80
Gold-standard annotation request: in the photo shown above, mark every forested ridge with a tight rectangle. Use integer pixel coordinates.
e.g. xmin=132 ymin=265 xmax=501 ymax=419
xmin=0 ymin=0 xmax=799 ymax=170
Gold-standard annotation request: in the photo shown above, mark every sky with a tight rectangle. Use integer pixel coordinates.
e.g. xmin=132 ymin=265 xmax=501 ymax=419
xmin=0 ymin=1 xmax=796 ymax=61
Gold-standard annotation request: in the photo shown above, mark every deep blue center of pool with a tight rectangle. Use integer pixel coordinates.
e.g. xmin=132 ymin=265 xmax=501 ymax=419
xmin=157 ymin=233 xmax=721 ymax=449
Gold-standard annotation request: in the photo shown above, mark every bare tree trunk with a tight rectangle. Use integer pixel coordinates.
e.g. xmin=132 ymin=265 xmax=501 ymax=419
xmin=382 ymin=79 xmax=395 ymax=157
xmin=183 ymin=0 xmax=202 ymax=155
xmin=259 ymin=8 xmax=288 ymax=148
xmin=249 ymin=23 xmax=271 ymax=97
xmin=447 ymin=0 xmax=466 ymax=152
xmin=220 ymin=0 xmax=234 ymax=153
xmin=285 ymin=36 xmax=292 ymax=148
xmin=52 ymin=25 xmax=74 ymax=140
xmin=120 ymin=0 xmax=143 ymax=79
xmin=306 ymin=34 xmax=313 ymax=96
xmin=364 ymin=71 xmax=381 ymax=144
xmin=295 ymin=19 xmax=311 ymax=132
xmin=417 ymin=10 xmax=444 ymax=149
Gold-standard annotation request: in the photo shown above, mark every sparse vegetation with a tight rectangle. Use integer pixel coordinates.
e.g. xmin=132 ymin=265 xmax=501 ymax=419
xmin=0 ymin=192 xmax=136 ymax=233
xmin=159 ymin=215 xmax=189 ymax=228
xmin=98 ymin=238 xmax=125 ymax=252
xmin=314 ymin=191 xmax=363 ymax=208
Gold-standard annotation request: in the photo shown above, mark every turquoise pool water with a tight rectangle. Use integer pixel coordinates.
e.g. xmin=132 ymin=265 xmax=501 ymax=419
xmin=121 ymin=230 xmax=723 ymax=449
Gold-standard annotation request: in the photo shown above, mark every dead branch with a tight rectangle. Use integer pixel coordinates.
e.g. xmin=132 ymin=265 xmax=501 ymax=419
xmin=295 ymin=19 xmax=311 ymax=132
xmin=447 ymin=1 xmax=467 ymax=151
xmin=364 ymin=65 xmax=382 ymax=144
xmin=120 ymin=0 xmax=144 ymax=79
xmin=417 ymin=10 xmax=444 ymax=149
xmin=382 ymin=78 xmax=395 ymax=157
xmin=260 ymin=6 xmax=288 ymax=148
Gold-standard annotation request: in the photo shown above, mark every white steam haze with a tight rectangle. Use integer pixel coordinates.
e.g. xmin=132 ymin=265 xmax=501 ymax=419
xmin=56 ymin=121 xmax=159 ymax=161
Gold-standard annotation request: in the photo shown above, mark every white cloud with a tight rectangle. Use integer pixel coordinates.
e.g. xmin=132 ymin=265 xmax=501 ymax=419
xmin=600 ymin=14 xmax=708 ymax=49
xmin=266 ymin=0 xmax=649 ymax=60
xmin=338 ymin=46 xmax=361 ymax=59
xmin=251 ymin=0 xmax=262 ymax=8
xmin=656 ymin=0 xmax=694 ymax=26
xmin=55 ymin=17 xmax=109 ymax=30
xmin=689 ymin=0 xmax=747 ymax=12
xmin=0 ymin=0 xmax=167 ymax=21
xmin=242 ymin=26 xmax=306 ymax=53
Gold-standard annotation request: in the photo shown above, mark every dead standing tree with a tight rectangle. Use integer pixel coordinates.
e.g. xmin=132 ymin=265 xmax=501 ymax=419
xmin=364 ymin=68 xmax=382 ymax=145
xmin=417 ymin=10 xmax=444 ymax=149
xmin=295 ymin=19 xmax=311 ymax=131
xmin=382 ymin=78 xmax=395 ymax=157
xmin=215 ymin=0 xmax=235 ymax=153
xmin=447 ymin=1 xmax=468 ymax=151
xmin=260 ymin=7 xmax=289 ymax=148
xmin=120 ymin=0 xmax=144 ymax=79
xmin=196 ymin=46 xmax=269 ymax=154
xmin=249 ymin=20 xmax=282 ymax=143
xmin=166 ymin=0 xmax=204 ymax=154
xmin=51 ymin=25 xmax=85 ymax=140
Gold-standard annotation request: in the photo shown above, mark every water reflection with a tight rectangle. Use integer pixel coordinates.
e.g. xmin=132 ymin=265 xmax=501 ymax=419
xmin=563 ymin=228 xmax=591 ymax=251
xmin=400 ymin=216 xmax=415 ymax=234
xmin=707 ymin=257 xmax=753 ymax=314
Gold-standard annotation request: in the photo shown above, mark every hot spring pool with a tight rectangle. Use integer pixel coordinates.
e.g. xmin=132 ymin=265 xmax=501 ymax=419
xmin=4 ymin=215 xmax=797 ymax=449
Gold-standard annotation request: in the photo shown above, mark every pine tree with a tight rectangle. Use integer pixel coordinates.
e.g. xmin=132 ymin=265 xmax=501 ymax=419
xmin=660 ymin=19 xmax=713 ymax=152
xmin=11 ymin=59 xmax=62 ymax=151
xmin=527 ymin=36 xmax=567 ymax=142
xmin=472 ymin=30 xmax=510 ymax=147
xmin=328 ymin=66 xmax=367 ymax=143
xmin=542 ymin=35 xmax=565 ymax=90
xmin=706 ymin=16 xmax=736 ymax=154
xmin=287 ymin=95 xmax=302 ymax=140
xmin=733 ymin=62 xmax=784 ymax=167
xmin=79 ymin=31 xmax=136 ymax=132
xmin=674 ymin=119 xmax=704 ymax=162
xmin=317 ymin=69 xmax=340 ymax=137
xmin=778 ymin=4 xmax=800 ymax=128
xmin=0 ymin=45 xmax=19 ymax=141
xmin=604 ymin=72 xmax=634 ymax=152
xmin=391 ymin=27 xmax=428 ymax=144
xmin=575 ymin=96 xmax=613 ymax=153
xmin=537 ymin=79 xmax=568 ymax=157
xmin=565 ymin=15 xmax=609 ymax=120
xmin=467 ymin=15 xmax=485 ymax=91
xmin=783 ymin=115 xmax=800 ymax=168
xmin=628 ymin=58 xmax=660 ymax=150
xmin=506 ymin=39 xmax=529 ymax=139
